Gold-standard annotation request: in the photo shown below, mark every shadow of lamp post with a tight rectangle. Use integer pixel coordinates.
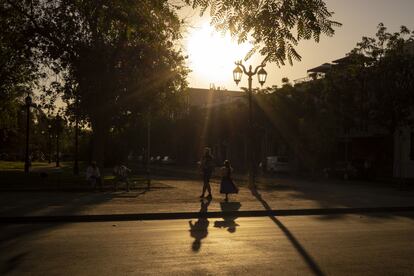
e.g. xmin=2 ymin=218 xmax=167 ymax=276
xmin=233 ymin=61 xmax=267 ymax=188
xmin=24 ymin=93 xmax=33 ymax=173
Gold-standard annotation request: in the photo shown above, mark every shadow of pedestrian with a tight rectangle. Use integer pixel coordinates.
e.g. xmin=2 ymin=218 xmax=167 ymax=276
xmin=250 ymin=187 xmax=325 ymax=276
xmin=189 ymin=198 xmax=211 ymax=252
xmin=214 ymin=201 xmax=241 ymax=233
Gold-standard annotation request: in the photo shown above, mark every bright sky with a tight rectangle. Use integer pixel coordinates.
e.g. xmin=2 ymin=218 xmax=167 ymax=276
xmin=181 ymin=0 xmax=414 ymax=91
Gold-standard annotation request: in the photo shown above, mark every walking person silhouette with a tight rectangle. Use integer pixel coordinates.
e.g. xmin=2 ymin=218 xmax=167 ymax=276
xmin=220 ymin=160 xmax=239 ymax=202
xmin=199 ymin=147 xmax=215 ymax=199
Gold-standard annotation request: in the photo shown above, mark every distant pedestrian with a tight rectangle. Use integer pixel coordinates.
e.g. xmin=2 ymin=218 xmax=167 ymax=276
xmin=220 ymin=160 xmax=238 ymax=201
xmin=86 ymin=161 xmax=102 ymax=191
xmin=113 ymin=164 xmax=132 ymax=192
xmin=199 ymin=147 xmax=215 ymax=199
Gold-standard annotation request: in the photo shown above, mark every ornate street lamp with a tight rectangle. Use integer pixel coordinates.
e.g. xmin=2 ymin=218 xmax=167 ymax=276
xmin=257 ymin=67 xmax=268 ymax=86
xmin=233 ymin=61 xmax=267 ymax=188
xmin=233 ymin=65 xmax=243 ymax=85
xmin=24 ymin=94 xmax=32 ymax=173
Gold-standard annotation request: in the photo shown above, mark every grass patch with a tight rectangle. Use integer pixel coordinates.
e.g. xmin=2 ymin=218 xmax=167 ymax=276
xmin=0 ymin=170 xmax=84 ymax=189
xmin=0 ymin=161 xmax=52 ymax=171
xmin=0 ymin=161 xmax=158 ymax=190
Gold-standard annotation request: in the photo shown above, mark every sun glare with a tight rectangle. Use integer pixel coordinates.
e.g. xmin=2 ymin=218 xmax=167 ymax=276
xmin=186 ymin=23 xmax=252 ymax=88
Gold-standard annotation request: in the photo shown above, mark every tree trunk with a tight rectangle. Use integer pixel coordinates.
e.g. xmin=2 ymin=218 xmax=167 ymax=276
xmin=86 ymin=65 xmax=113 ymax=175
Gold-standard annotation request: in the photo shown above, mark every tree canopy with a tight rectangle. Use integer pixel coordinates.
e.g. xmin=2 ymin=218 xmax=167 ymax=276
xmin=3 ymin=0 xmax=188 ymax=166
xmin=187 ymin=0 xmax=342 ymax=64
xmin=255 ymin=23 xmax=414 ymax=172
xmin=352 ymin=23 xmax=414 ymax=132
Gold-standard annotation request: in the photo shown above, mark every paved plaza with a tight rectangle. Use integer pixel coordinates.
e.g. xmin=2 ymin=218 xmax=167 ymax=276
xmin=0 ymin=176 xmax=413 ymax=217
xmin=1 ymin=175 xmax=414 ymax=275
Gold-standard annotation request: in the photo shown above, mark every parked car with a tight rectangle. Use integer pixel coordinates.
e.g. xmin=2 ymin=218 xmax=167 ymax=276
xmin=150 ymin=156 xmax=162 ymax=164
xmin=266 ymin=156 xmax=291 ymax=173
xmin=324 ymin=161 xmax=358 ymax=180
xmin=161 ymin=156 xmax=175 ymax=165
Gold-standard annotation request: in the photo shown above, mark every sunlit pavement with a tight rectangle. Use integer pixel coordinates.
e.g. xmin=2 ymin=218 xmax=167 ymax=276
xmin=1 ymin=214 xmax=414 ymax=275
xmin=1 ymin=178 xmax=414 ymax=218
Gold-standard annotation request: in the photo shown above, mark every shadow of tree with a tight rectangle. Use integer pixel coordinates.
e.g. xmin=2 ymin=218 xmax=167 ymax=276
xmin=0 ymin=187 xmax=162 ymax=254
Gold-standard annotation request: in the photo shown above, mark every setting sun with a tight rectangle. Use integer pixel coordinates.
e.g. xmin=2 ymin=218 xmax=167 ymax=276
xmin=186 ymin=23 xmax=252 ymax=87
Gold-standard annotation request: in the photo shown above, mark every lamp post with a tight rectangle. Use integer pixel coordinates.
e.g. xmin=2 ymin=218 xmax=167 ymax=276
xmin=48 ymin=124 xmax=52 ymax=163
xmin=233 ymin=61 xmax=267 ymax=188
xmin=73 ymin=96 xmax=79 ymax=175
xmin=55 ymin=115 xmax=63 ymax=167
xmin=146 ymin=109 xmax=151 ymax=189
xmin=24 ymin=94 xmax=32 ymax=173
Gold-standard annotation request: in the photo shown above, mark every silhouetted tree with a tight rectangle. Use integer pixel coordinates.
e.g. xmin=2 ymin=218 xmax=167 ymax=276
xmin=0 ymin=2 xmax=42 ymax=153
xmin=352 ymin=24 xmax=414 ymax=134
xmin=186 ymin=0 xmax=342 ymax=64
xmin=5 ymin=0 xmax=188 ymax=169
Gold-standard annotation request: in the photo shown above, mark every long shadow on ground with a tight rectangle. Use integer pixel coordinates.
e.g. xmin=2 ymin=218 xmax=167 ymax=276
xmin=189 ymin=198 xmax=212 ymax=252
xmin=250 ymin=187 xmax=325 ymax=276
xmin=214 ymin=201 xmax=241 ymax=233
xmin=0 ymin=185 xmax=163 ymax=273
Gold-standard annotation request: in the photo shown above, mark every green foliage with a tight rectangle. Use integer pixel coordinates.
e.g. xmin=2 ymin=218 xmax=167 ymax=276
xmin=0 ymin=2 xmax=42 ymax=142
xmin=259 ymin=78 xmax=338 ymax=171
xmin=0 ymin=161 xmax=50 ymax=171
xmin=4 ymin=0 xmax=189 ymax=166
xmin=186 ymin=0 xmax=341 ymax=65
xmin=260 ymin=23 xmax=414 ymax=171
xmin=348 ymin=23 xmax=414 ymax=133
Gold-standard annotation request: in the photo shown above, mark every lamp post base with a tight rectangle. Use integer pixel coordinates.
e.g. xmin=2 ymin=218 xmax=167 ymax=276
xmin=24 ymin=162 xmax=30 ymax=174
xmin=73 ymin=162 xmax=79 ymax=175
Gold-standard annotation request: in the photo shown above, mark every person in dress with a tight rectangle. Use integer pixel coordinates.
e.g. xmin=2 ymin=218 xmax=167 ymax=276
xmin=86 ymin=161 xmax=101 ymax=191
xmin=220 ymin=160 xmax=238 ymax=201
xmin=199 ymin=147 xmax=215 ymax=199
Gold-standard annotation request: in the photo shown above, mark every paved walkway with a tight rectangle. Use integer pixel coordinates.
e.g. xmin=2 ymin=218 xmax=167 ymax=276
xmin=1 ymin=176 xmax=413 ymax=219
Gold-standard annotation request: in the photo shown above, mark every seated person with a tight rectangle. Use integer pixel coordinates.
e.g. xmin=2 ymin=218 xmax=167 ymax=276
xmin=86 ymin=161 xmax=101 ymax=190
xmin=113 ymin=164 xmax=131 ymax=192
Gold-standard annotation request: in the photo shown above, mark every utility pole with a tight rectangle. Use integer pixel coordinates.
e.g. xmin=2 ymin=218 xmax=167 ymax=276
xmin=24 ymin=94 xmax=32 ymax=173
xmin=55 ymin=115 xmax=62 ymax=167
xmin=147 ymin=109 xmax=151 ymax=189
xmin=73 ymin=96 xmax=79 ymax=175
